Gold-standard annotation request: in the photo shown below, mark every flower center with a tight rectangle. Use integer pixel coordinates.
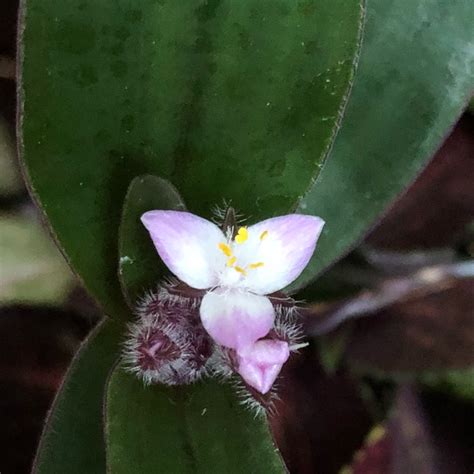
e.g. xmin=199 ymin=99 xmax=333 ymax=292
xmin=218 ymin=226 xmax=267 ymax=277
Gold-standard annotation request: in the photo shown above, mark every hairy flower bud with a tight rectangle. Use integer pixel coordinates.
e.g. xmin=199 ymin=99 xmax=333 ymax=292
xmin=124 ymin=283 xmax=213 ymax=385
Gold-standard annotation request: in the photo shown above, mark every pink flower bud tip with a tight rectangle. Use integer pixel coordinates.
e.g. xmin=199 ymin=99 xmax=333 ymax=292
xmin=237 ymin=339 xmax=290 ymax=394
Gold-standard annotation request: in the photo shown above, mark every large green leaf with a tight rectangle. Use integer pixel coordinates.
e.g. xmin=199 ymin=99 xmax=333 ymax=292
xmin=118 ymin=175 xmax=185 ymax=308
xmin=18 ymin=0 xmax=363 ymax=317
xmin=33 ymin=319 xmax=123 ymax=474
xmin=105 ymin=367 xmax=287 ymax=473
xmin=292 ymin=0 xmax=474 ymax=291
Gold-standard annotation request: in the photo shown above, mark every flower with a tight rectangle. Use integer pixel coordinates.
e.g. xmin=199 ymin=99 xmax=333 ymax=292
xmin=141 ymin=210 xmax=324 ymax=393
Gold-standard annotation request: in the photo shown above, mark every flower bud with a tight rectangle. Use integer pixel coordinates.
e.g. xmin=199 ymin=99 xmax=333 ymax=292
xmin=237 ymin=339 xmax=290 ymax=394
xmin=124 ymin=284 xmax=213 ymax=385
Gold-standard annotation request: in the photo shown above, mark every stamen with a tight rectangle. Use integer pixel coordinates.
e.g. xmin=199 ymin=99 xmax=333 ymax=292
xmin=259 ymin=230 xmax=268 ymax=241
xmin=235 ymin=227 xmax=248 ymax=244
xmin=249 ymin=262 xmax=264 ymax=269
xmin=227 ymin=256 xmax=237 ymax=267
xmin=218 ymin=242 xmax=233 ymax=257
xmin=234 ymin=265 xmax=247 ymax=276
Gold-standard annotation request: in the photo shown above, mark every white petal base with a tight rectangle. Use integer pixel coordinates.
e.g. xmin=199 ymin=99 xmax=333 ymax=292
xmin=200 ymin=289 xmax=274 ymax=350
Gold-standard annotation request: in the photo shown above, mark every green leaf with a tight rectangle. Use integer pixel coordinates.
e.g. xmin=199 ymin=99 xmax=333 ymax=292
xmin=0 ymin=213 xmax=74 ymax=305
xmin=105 ymin=367 xmax=287 ymax=473
xmin=18 ymin=0 xmax=364 ymax=316
xmin=118 ymin=175 xmax=185 ymax=308
xmin=291 ymin=0 xmax=474 ymax=291
xmin=33 ymin=319 xmax=123 ymax=474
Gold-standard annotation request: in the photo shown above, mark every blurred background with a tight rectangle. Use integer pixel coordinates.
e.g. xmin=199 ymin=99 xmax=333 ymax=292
xmin=1 ymin=1 xmax=473 ymax=473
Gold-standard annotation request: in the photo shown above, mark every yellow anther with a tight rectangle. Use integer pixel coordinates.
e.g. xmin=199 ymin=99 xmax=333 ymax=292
xmin=234 ymin=265 xmax=247 ymax=276
xmin=235 ymin=227 xmax=248 ymax=244
xmin=259 ymin=230 xmax=268 ymax=241
xmin=227 ymin=256 xmax=237 ymax=267
xmin=249 ymin=262 xmax=264 ymax=269
xmin=218 ymin=242 xmax=233 ymax=257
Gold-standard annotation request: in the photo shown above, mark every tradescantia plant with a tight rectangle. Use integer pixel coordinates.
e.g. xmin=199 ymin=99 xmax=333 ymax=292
xmin=16 ymin=0 xmax=473 ymax=472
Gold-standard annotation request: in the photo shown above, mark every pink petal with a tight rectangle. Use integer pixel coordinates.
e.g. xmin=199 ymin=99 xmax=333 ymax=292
xmin=199 ymin=289 xmax=274 ymax=349
xmin=141 ymin=210 xmax=225 ymax=290
xmin=237 ymin=339 xmax=290 ymax=394
xmin=243 ymin=214 xmax=325 ymax=295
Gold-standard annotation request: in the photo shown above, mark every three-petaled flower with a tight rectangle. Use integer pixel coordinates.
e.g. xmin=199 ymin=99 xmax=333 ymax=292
xmin=141 ymin=210 xmax=324 ymax=394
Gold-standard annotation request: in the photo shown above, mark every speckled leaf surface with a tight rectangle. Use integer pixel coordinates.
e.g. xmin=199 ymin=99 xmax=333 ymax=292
xmin=33 ymin=319 xmax=123 ymax=474
xmin=105 ymin=367 xmax=287 ymax=473
xmin=18 ymin=0 xmax=363 ymax=317
xmin=291 ymin=0 xmax=474 ymax=292
xmin=118 ymin=175 xmax=185 ymax=308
